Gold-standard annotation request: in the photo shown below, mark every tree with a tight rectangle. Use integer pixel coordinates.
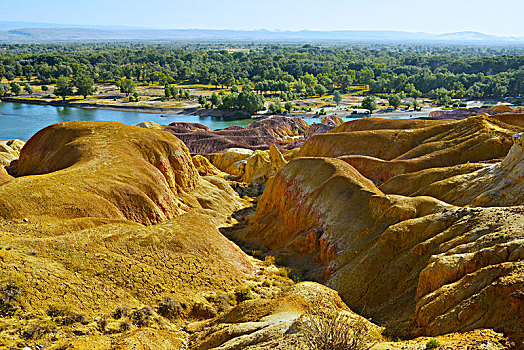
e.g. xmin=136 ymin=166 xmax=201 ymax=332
xmin=164 ymin=85 xmax=172 ymax=99
xmin=23 ymin=83 xmax=33 ymax=95
xmin=231 ymin=84 xmax=239 ymax=93
xmin=388 ymin=93 xmax=402 ymax=109
xmin=294 ymin=80 xmax=306 ymax=93
xmin=0 ymin=83 xmax=9 ymax=97
xmin=314 ymin=84 xmax=327 ymax=96
xmin=218 ymin=91 xmax=264 ymax=115
xmin=338 ymin=74 xmax=353 ymax=92
xmin=54 ymin=76 xmax=73 ymax=101
xmin=333 ymin=90 xmax=342 ymax=105
xmin=41 ymin=85 xmax=49 ymax=93
xmin=9 ymin=82 xmax=21 ymax=96
xmin=284 ymin=101 xmax=294 ymax=112
xmin=198 ymin=95 xmax=207 ymax=107
xmin=237 ymin=90 xmax=265 ymax=114
xmin=361 ymin=96 xmax=378 ymax=114
xmin=359 ymin=68 xmax=375 ymax=85
xmin=300 ymin=73 xmax=317 ymax=88
xmin=118 ymin=78 xmax=136 ymax=97
xmin=242 ymin=83 xmax=254 ymax=92
xmin=209 ymin=73 xmax=219 ymax=88
xmin=269 ymin=100 xmax=283 ymax=114
xmin=220 ymin=72 xmax=235 ymax=88
xmin=410 ymin=89 xmax=422 ymax=99
xmin=437 ymin=94 xmax=452 ymax=106
xmin=412 ymin=99 xmax=421 ymax=111
xmin=74 ymin=75 xmax=94 ymax=99
xmin=170 ymin=86 xmax=178 ymax=99
xmin=210 ymin=92 xmax=221 ymax=107
xmin=492 ymin=83 xmax=508 ymax=99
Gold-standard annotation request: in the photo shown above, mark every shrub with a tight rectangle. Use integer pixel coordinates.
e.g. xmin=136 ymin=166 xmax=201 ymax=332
xmin=263 ymin=255 xmax=276 ymax=266
xmin=234 ymin=286 xmax=253 ymax=302
xmin=120 ymin=321 xmax=131 ymax=332
xmin=47 ymin=304 xmax=70 ymax=317
xmin=425 ymin=339 xmax=440 ymax=349
xmin=20 ymin=324 xmax=52 ymax=340
xmin=191 ymin=301 xmax=217 ymax=319
xmin=61 ymin=312 xmax=88 ymax=325
xmin=132 ymin=307 xmax=154 ymax=327
xmin=205 ymin=292 xmax=234 ymax=313
xmin=157 ymin=297 xmax=183 ymax=320
xmin=300 ymin=302 xmax=376 ymax=350
xmin=98 ymin=318 xmax=108 ymax=332
xmin=0 ymin=282 xmax=20 ymax=317
xmin=112 ymin=306 xmax=130 ymax=319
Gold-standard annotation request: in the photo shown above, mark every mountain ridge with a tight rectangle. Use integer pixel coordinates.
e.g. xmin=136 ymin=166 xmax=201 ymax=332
xmin=0 ymin=24 xmax=523 ymax=43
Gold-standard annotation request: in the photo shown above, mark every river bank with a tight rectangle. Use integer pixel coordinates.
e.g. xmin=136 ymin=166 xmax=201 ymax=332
xmin=1 ymin=97 xmax=256 ymax=120
xmin=1 ymin=96 xmax=435 ymax=121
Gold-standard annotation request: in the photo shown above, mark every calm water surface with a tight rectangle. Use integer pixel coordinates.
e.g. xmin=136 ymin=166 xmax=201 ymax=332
xmin=0 ymin=102 xmax=258 ymax=140
xmin=0 ymin=101 xmax=421 ymax=140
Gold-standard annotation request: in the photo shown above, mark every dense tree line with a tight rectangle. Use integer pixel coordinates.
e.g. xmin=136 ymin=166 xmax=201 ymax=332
xmin=0 ymin=42 xmax=522 ymax=100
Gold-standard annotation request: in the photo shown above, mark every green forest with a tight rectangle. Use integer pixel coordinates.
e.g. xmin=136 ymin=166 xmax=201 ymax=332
xmin=1 ymin=42 xmax=523 ymax=102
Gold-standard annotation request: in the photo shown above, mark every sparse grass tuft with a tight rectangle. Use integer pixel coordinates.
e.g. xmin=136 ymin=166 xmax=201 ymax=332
xmin=425 ymin=339 xmax=440 ymax=349
xmin=120 ymin=320 xmax=131 ymax=332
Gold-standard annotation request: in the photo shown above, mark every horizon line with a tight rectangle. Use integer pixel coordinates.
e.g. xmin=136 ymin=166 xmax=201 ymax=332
xmin=0 ymin=21 xmax=520 ymax=38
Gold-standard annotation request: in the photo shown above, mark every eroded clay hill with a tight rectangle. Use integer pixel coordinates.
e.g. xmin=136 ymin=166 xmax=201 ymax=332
xmin=0 ymin=119 xmax=518 ymax=349
xmin=243 ymin=115 xmax=524 ymax=344
xmin=1 ymin=121 xmax=243 ymax=226
xmin=160 ymin=116 xmax=309 ymax=154
xmin=0 ymin=121 xmax=271 ymax=348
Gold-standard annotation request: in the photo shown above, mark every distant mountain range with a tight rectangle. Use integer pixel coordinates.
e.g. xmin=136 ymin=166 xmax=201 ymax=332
xmin=0 ymin=22 xmax=523 ymax=43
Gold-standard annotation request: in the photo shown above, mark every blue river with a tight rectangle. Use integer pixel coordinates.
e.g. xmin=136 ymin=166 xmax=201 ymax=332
xmin=0 ymin=101 xmax=421 ymax=140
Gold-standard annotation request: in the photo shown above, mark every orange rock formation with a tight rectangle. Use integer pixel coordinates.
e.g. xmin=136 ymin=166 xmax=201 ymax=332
xmin=244 ymin=115 xmax=524 ymax=344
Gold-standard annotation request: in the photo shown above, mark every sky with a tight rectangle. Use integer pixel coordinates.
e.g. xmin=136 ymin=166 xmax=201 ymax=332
xmin=1 ymin=0 xmax=523 ymax=36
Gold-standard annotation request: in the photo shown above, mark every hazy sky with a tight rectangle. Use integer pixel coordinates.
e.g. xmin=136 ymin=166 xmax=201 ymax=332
xmin=2 ymin=0 xmax=523 ymax=36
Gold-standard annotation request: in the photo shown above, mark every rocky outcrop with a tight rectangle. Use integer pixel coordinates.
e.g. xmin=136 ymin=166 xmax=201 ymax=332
xmin=0 ymin=139 xmax=24 ymax=167
xmin=424 ymin=105 xmax=524 ymax=120
xmin=161 ymin=116 xmax=308 ymax=154
xmin=0 ymin=139 xmax=24 ymax=185
xmin=305 ymin=116 xmax=346 ymax=139
xmin=0 ymin=117 xmax=520 ymax=349
xmin=208 ymin=145 xmax=288 ymax=184
xmin=383 ymin=132 xmax=524 ymax=206
xmin=192 ymin=154 xmax=225 ymax=177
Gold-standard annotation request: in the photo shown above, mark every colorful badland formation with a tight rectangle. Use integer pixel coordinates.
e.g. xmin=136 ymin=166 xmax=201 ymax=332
xmin=0 ymin=108 xmax=522 ymax=349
